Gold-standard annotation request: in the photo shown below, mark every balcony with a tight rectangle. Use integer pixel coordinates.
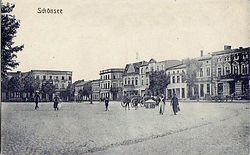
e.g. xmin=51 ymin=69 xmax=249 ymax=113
xmin=218 ymin=74 xmax=248 ymax=81
xmin=123 ymin=84 xmax=135 ymax=89
xmin=110 ymin=87 xmax=122 ymax=92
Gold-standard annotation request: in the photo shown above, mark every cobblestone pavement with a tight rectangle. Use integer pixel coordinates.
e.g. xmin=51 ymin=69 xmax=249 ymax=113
xmin=1 ymin=102 xmax=249 ymax=155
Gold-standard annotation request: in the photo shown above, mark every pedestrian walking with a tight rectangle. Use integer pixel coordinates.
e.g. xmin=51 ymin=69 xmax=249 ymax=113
xmin=104 ymin=97 xmax=109 ymax=111
xmin=159 ymin=95 xmax=165 ymax=115
xmin=124 ymin=95 xmax=130 ymax=110
xmin=170 ymin=93 xmax=179 ymax=115
xmin=34 ymin=91 xmax=40 ymax=110
xmin=53 ymin=94 xmax=60 ymax=111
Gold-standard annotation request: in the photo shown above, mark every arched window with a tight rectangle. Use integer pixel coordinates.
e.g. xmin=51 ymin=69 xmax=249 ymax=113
xmin=135 ymin=78 xmax=138 ymax=85
xmin=141 ymin=68 xmax=144 ymax=74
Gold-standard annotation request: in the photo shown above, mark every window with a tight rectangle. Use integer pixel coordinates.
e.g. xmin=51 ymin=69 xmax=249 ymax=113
xmin=141 ymin=79 xmax=144 ymax=85
xmin=131 ymin=78 xmax=134 ymax=85
xmin=206 ymin=67 xmax=210 ymax=76
xmin=141 ymin=68 xmax=144 ymax=74
xmin=234 ymin=54 xmax=239 ymax=60
xmin=233 ymin=65 xmax=239 ymax=74
xmin=173 ymin=71 xmax=175 ymax=74
xmin=128 ymin=78 xmax=130 ymax=85
xmin=217 ymin=68 xmax=222 ymax=76
xmin=177 ymin=70 xmax=179 ymax=74
xmin=56 ymin=76 xmax=58 ymax=80
xmin=146 ymin=79 xmax=149 ymax=85
xmin=43 ymin=75 xmax=46 ymax=80
xmin=151 ymin=67 xmax=154 ymax=72
xmin=207 ymin=84 xmax=210 ymax=94
xmin=172 ymin=76 xmax=175 ymax=83
xmin=182 ymin=88 xmax=185 ymax=98
xmin=124 ymin=78 xmax=127 ymax=85
xmin=200 ymin=68 xmax=203 ymax=77
xmin=200 ymin=84 xmax=204 ymax=97
xmin=113 ymin=75 xmax=116 ymax=79
xmin=69 ymin=76 xmax=72 ymax=81
xmin=225 ymin=66 xmax=230 ymax=75
xmin=135 ymin=78 xmax=138 ymax=85
xmin=108 ymin=82 xmax=110 ymax=89
xmin=62 ymin=76 xmax=65 ymax=80
xmin=36 ymin=75 xmax=39 ymax=79
xmin=177 ymin=76 xmax=180 ymax=83
xmin=242 ymin=64 xmax=248 ymax=74
xmin=49 ymin=76 xmax=52 ymax=79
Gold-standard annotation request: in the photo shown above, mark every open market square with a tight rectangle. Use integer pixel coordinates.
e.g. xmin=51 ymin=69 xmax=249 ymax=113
xmin=1 ymin=101 xmax=249 ymax=155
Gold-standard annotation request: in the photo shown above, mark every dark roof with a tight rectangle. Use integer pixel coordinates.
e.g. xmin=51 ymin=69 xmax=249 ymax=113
xmin=148 ymin=58 xmax=157 ymax=63
xmin=212 ymin=47 xmax=249 ymax=56
xmin=72 ymin=79 xmax=85 ymax=86
xmin=124 ymin=61 xmax=147 ymax=74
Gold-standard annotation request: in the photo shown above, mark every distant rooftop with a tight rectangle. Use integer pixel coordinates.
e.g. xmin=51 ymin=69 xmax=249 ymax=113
xmin=100 ymin=68 xmax=124 ymax=74
xmin=31 ymin=69 xmax=72 ymax=73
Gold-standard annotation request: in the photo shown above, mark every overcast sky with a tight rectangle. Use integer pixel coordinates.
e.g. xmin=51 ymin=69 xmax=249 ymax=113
xmin=5 ymin=0 xmax=249 ymax=81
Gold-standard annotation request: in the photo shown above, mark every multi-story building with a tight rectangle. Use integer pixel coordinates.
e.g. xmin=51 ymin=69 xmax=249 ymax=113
xmin=3 ymin=70 xmax=72 ymax=101
xmin=99 ymin=68 xmax=124 ymax=100
xmin=30 ymin=70 xmax=72 ymax=90
xmin=30 ymin=70 xmax=72 ymax=101
xmin=74 ymin=80 xmax=90 ymax=101
xmin=91 ymin=79 xmax=100 ymax=101
xmin=139 ymin=59 xmax=181 ymax=96
xmin=166 ymin=64 xmax=187 ymax=100
xmin=211 ymin=46 xmax=250 ymax=99
xmin=196 ymin=51 xmax=213 ymax=99
xmin=123 ymin=61 xmax=147 ymax=96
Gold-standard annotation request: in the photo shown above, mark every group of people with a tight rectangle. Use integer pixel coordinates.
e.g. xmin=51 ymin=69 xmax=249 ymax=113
xmin=34 ymin=92 xmax=180 ymax=115
xmin=34 ymin=91 xmax=61 ymax=111
xmin=119 ymin=93 xmax=180 ymax=115
xmin=158 ymin=93 xmax=180 ymax=115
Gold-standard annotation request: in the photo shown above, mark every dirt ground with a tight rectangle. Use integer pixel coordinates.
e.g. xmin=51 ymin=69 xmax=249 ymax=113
xmin=1 ymin=102 xmax=249 ymax=155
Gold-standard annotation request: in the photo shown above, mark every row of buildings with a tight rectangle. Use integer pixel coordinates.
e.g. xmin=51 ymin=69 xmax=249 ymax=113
xmin=3 ymin=45 xmax=249 ymax=102
xmin=2 ymin=70 xmax=72 ymax=101
xmin=86 ymin=45 xmax=249 ymax=101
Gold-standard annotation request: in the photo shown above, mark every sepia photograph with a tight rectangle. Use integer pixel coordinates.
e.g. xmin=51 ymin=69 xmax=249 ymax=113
xmin=1 ymin=0 xmax=249 ymax=154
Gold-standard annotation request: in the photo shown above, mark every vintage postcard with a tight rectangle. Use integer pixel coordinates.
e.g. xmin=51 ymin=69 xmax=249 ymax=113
xmin=1 ymin=0 xmax=249 ymax=154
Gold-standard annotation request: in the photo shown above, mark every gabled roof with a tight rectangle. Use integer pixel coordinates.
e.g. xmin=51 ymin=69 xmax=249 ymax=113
xmin=124 ymin=61 xmax=147 ymax=74
xmin=148 ymin=58 xmax=157 ymax=63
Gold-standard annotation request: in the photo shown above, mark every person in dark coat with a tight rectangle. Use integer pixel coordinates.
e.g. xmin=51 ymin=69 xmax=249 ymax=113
xmin=53 ymin=94 xmax=60 ymax=111
xmin=34 ymin=91 xmax=40 ymax=110
xmin=124 ymin=95 xmax=130 ymax=110
xmin=104 ymin=97 xmax=109 ymax=111
xmin=170 ymin=93 xmax=179 ymax=115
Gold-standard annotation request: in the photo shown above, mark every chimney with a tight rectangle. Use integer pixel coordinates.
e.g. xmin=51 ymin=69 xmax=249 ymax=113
xmin=224 ymin=45 xmax=231 ymax=50
xmin=200 ymin=50 xmax=204 ymax=57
